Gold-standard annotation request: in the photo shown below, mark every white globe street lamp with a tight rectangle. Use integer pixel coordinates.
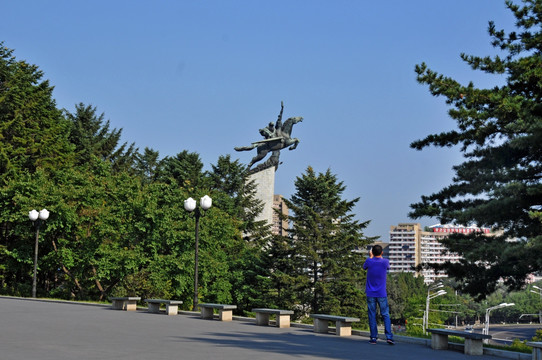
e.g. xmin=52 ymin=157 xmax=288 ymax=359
xmin=424 ymin=283 xmax=446 ymax=334
xmin=531 ymin=286 xmax=542 ymax=325
xmin=28 ymin=208 xmax=50 ymax=298
xmin=184 ymin=195 xmax=212 ymax=311
xmin=483 ymin=302 xmax=515 ymax=342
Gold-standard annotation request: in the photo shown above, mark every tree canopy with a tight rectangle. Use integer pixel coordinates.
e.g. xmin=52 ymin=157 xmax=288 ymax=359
xmin=0 ymin=43 xmax=265 ymax=307
xmin=269 ymin=166 xmax=374 ymax=319
xmin=0 ymin=42 xmax=73 ymax=181
xmin=410 ymin=0 xmax=542 ymax=298
xmin=65 ymin=102 xmax=137 ymax=172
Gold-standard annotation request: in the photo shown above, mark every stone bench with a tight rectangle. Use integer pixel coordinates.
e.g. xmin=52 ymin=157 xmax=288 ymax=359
xmin=109 ymin=297 xmax=141 ymax=311
xmin=427 ymin=328 xmax=492 ymax=356
xmin=252 ymin=308 xmax=294 ymax=328
xmin=310 ymin=314 xmax=360 ymax=336
xmin=144 ymin=299 xmax=183 ymax=316
xmin=527 ymin=341 xmax=542 ymax=360
xmin=198 ymin=303 xmax=237 ymax=321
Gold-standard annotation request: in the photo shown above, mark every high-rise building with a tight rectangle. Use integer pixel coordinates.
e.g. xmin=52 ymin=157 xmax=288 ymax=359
xmin=388 ymin=223 xmax=422 ymax=274
xmin=420 ymin=230 xmax=459 ymax=284
xmin=388 ymin=222 xmax=492 ymax=284
xmin=272 ymin=195 xmax=289 ymax=236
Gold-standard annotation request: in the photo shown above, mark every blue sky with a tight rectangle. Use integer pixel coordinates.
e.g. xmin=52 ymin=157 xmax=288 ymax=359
xmin=1 ymin=1 xmax=516 ymax=240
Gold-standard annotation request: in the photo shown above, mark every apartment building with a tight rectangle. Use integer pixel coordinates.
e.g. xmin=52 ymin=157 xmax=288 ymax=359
xmin=388 ymin=222 xmax=491 ymax=284
xmin=388 ymin=223 xmax=422 ymax=274
xmin=272 ymin=194 xmax=289 ymax=236
xmin=420 ymin=229 xmax=459 ymax=284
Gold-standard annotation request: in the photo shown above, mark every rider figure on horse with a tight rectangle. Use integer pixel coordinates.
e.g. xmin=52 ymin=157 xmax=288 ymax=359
xmin=234 ymin=101 xmax=303 ymax=173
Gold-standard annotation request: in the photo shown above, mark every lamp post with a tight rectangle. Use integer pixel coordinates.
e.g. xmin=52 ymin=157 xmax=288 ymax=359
xmin=483 ymin=302 xmax=515 ymax=343
xmin=184 ymin=195 xmax=212 ymax=311
xmin=28 ymin=208 xmax=50 ymax=298
xmin=424 ymin=283 xmax=446 ymax=335
xmin=531 ymin=285 xmax=542 ymax=325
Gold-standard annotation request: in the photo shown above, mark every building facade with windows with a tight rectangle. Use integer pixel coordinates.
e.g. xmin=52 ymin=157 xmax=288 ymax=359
xmin=388 ymin=223 xmax=422 ymax=274
xmin=272 ymin=194 xmax=289 ymax=236
xmin=419 ymin=230 xmax=459 ymax=284
xmin=388 ymin=222 xmax=492 ymax=284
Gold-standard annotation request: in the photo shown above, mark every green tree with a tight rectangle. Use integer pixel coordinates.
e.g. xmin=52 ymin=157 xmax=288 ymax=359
xmin=265 ymin=233 xmax=303 ymax=312
xmin=158 ymin=150 xmax=206 ymax=190
xmin=387 ymin=272 xmax=426 ymax=321
xmin=208 ymin=155 xmax=267 ymax=237
xmin=0 ymin=169 xmax=51 ymax=296
xmin=207 ymin=155 xmax=270 ymax=312
xmin=38 ymin=161 xmax=146 ymax=300
xmin=135 ymin=147 xmax=161 ymax=183
xmin=1 ymin=159 xmax=157 ymax=300
xmin=0 ymin=44 xmax=260 ymax=307
xmin=409 ymin=0 xmax=542 ymax=299
xmin=0 ymin=43 xmax=73 ymax=181
xmin=65 ymin=103 xmax=137 ymax=173
xmin=282 ymin=166 xmax=373 ymax=318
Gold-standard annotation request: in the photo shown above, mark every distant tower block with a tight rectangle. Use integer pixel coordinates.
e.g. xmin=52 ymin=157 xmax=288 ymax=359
xmin=248 ymin=166 xmax=275 ymax=226
xmin=272 ymin=194 xmax=288 ymax=236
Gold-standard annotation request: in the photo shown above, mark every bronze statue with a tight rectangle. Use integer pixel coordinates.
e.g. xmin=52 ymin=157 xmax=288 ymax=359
xmin=235 ymin=102 xmax=303 ymax=173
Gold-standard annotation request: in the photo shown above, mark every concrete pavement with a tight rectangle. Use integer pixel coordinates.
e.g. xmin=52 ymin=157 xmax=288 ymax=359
xmin=0 ymin=297 xmax=522 ymax=360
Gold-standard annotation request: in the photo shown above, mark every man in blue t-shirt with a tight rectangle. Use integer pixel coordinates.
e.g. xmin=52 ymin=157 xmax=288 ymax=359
xmin=363 ymin=244 xmax=394 ymax=345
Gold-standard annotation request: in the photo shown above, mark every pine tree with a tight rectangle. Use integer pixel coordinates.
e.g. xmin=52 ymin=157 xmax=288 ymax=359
xmin=410 ymin=0 xmax=542 ymax=298
xmin=135 ymin=147 xmax=161 ymax=183
xmin=208 ymin=155 xmax=270 ymax=311
xmin=0 ymin=43 xmax=73 ymax=180
xmin=208 ymin=155 xmax=266 ymax=236
xmin=282 ymin=166 xmax=373 ymax=316
xmin=158 ymin=150 xmax=206 ymax=190
xmin=65 ymin=103 xmax=138 ymax=173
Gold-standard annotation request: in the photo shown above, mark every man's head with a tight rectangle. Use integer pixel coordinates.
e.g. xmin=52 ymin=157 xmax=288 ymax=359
xmin=371 ymin=244 xmax=383 ymax=257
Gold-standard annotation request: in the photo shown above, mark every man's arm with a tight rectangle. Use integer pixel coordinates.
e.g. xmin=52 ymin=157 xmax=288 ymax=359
xmin=275 ymin=101 xmax=284 ymax=134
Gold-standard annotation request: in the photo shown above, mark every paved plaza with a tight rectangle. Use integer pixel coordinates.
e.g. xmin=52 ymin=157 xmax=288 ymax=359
xmin=0 ymin=297 xmax=512 ymax=360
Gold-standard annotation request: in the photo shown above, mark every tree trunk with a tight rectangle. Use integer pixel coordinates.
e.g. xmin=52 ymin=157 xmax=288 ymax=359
xmin=51 ymin=239 xmax=85 ymax=298
xmin=91 ymin=266 xmax=106 ymax=300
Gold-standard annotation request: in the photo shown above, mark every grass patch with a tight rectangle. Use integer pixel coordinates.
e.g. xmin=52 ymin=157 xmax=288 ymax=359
xmin=485 ymin=340 xmax=533 ymax=354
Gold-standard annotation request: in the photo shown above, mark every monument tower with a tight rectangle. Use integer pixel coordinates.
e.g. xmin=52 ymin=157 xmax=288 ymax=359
xmin=234 ymin=101 xmax=303 ymax=226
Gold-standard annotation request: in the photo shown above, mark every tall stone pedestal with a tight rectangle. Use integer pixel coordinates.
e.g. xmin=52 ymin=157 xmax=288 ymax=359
xmin=248 ymin=167 xmax=275 ymax=227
